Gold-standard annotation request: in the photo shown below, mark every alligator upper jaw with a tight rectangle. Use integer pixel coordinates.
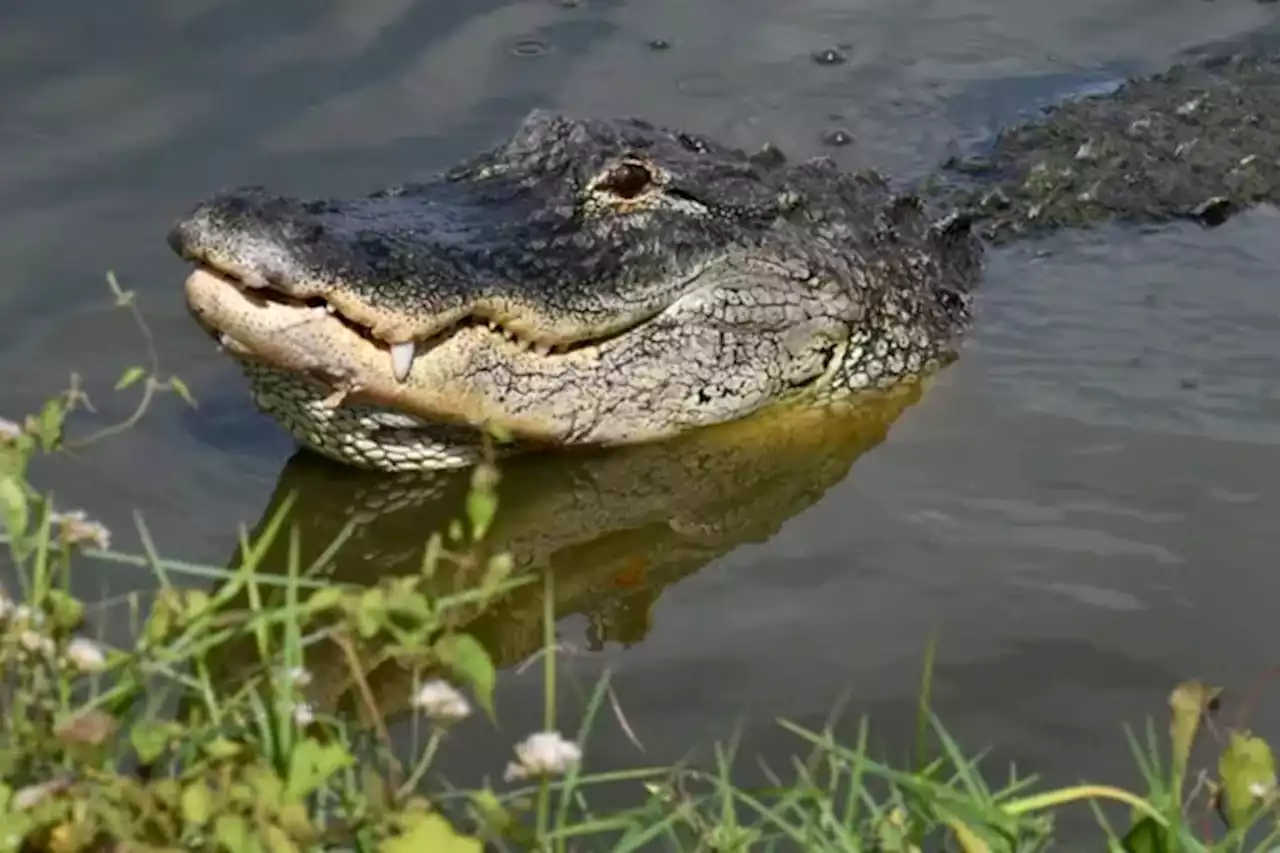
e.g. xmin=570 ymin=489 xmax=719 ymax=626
xmin=164 ymin=190 xmax=673 ymax=360
xmin=181 ymin=264 xmax=653 ymax=442
xmin=175 ymin=232 xmax=667 ymax=382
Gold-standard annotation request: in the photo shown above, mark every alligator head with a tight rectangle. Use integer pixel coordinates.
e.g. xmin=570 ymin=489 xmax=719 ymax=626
xmin=170 ymin=109 xmax=979 ymax=471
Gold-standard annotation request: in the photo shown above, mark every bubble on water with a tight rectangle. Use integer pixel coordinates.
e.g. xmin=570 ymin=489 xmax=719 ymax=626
xmin=821 ymin=128 xmax=854 ymax=147
xmin=510 ymin=38 xmax=550 ymax=58
xmin=811 ymin=48 xmax=847 ymax=66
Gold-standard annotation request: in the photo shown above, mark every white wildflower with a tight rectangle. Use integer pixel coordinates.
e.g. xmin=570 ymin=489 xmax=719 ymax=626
xmin=292 ymin=701 xmax=316 ymax=727
xmin=503 ymin=731 xmax=582 ymax=782
xmin=65 ymin=637 xmax=108 ymax=673
xmin=285 ymin=666 xmax=312 ymax=689
xmin=411 ymin=679 xmax=471 ymax=724
xmin=1249 ymin=778 xmax=1276 ymax=798
xmin=51 ymin=510 xmax=112 ymax=551
xmin=18 ymin=630 xmax=55 ymax=657
xmin=0 ymin=417 xmax=22 ymax=443
xmin=12 ymin=776 xmax=75 ymax=811
xmin=11 ymin=604 xmax=42 ymax=627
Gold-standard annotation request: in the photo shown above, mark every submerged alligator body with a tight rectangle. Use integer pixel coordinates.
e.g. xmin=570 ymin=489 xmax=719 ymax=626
xmin=170 ymin=52 xmax=1280 ymax=472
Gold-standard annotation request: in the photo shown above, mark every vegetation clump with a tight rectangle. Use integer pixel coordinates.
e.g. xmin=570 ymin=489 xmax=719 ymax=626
xmin=1 ymin=274 xmax=1279 ymax=852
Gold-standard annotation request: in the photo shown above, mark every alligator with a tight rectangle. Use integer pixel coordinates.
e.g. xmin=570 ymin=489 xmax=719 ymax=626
xmin=170 ymin=51 xmax=1280 ymax=472
xmin=203 ymin=384 xmax=923 ymax=719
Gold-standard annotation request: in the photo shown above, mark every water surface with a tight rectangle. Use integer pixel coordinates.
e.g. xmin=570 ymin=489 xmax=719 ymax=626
xmin=4 ymin=0 xmax=1280 ymax=826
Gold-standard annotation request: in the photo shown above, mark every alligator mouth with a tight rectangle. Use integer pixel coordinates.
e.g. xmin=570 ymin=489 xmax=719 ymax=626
xmin=182 ymin=259 xmax=657 ymax=386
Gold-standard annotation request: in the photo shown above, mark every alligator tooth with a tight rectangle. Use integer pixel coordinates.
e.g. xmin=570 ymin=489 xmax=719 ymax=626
xmin=534 ymin=342 xmax=551 ymax=356
xmin=503 ymin=328 xmax=516 ymax=341
xmin=389 ymin=341 xmax=415 ymax=382
xmin=326 ymin=304 xmax=337 ymax=314
xmin=239 ymin=270 xmax=270 ymax=289
xmin=487 ymin=320 xmax=498 ymax=331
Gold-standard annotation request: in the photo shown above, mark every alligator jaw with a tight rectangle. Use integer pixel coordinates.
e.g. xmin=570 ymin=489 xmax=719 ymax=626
xmin=175 ymin=251 xmax=659 ymax=391
xmin=164 ymin=187 xmax=679 ymax=371
xmin=182 ymin=265 xmax=589 ymax=441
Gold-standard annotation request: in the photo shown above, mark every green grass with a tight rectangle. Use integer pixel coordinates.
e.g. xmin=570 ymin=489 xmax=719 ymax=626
xmin=0 ymin=273 xmax=1278 ymax=852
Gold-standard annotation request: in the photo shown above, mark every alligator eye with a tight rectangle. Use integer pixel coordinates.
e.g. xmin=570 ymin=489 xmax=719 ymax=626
xmin=592 ymin=159 xmax=658 ymax=200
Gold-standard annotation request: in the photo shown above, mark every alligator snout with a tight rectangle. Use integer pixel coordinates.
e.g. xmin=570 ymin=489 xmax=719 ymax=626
xmin=169 ymin=190 xmax=314 ymax=290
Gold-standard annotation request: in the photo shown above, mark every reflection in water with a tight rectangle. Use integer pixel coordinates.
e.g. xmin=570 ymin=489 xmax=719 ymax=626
xmin=215 ymin=384 xmax=927 ymax=721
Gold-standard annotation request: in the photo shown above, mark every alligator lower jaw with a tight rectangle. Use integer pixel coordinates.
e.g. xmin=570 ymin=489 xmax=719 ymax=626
xmin=182 ymin=265 xmax=594 ymax=441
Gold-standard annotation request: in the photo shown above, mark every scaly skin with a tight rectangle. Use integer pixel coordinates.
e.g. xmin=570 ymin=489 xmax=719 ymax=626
xmin=170 ymin=51 xmax=1280 ymax=472
xmin=930 ymin=52 xmax=1280 ymax=242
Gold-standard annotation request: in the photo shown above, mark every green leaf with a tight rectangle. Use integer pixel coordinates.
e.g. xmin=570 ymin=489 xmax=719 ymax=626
xmin=131 ymin=721 xmax=183 ymax=764
xmin=203 ymin=737 xmax=245 ymax=762
xmin=466 ymin=463 xmax=500 ymax=542
xmin=419 ymin=532 xmax=444 ymax=577
xmin=180 ymin=781 xmax=213 ymax=826
xmin=285 ymin=738 xmax=354 ymax=801
xmin=276 ymin=803 xmax=312 ymax=839
xmin=1168 ymin=680 xmax=1220 ymax=801
xmin=0 ymin=812 xmax=33 ymax=853
xmin=45 ymin=589 xmax=85 ymax=631
xmin=305 ymin=586 xmax=345 ymax=614
xmin=143 ymin=603 xmax=173 ymax=646
xmin=465 ymin=489 xmax=497 ymax=543
xmin=484 ymin=421 xmax=513 ymax=444
xmin=115 ymin=366 xmax=146 ymax=391
xmin=468 ymin=787 xmax=515 ymax=839
xmin=356 ymin=587 xmax=386 ymax=638
xmin=385 ymin=586 xmax=434 ymax=630
xmin=1122 ymin=816 xmax=1169 ymax=853
xmin=34 ymin=398 xmax=66 ymax=452
xmin=1219 ymin=730 xmax=1276 ymax=829
xmin=184 ymin=588 xmax=212 ymax=619
xmin=243 ymin=762 xmax=285 ymax=809
xmin=0 ymin=438 xmax=32 ymax=481
xmin=943 ymin=816 xmax=989 ymax=853
xmin=874 ymin=806 xmax=919 ymax=853
xmin=169 ymin=375 xmax=197 ymax=409
xmin=153 ymin=779 xmax=180 ymax=808
xmin=382 ymin=812 xmax=482 ymax=853
xmin=262 ymin=825 xmax=301 ymax=853
xmin=0 ymin=474 xmax=28 ymax=541
xmin=143 ymin=586 xmax=192 ymax=647
xmin=214 ymin=813 xmax=253 ymax=853
xmin=435 ymin=633 xmax=496 ymax=718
